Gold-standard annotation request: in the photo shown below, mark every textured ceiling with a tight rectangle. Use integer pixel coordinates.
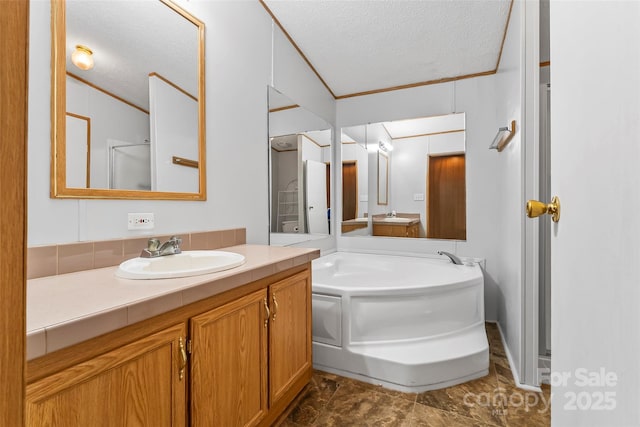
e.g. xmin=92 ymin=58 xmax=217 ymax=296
xmin=263 ymin=0 xmax=512 ymax=98
xmin=66 ymin=1 xmax=199 ymax=111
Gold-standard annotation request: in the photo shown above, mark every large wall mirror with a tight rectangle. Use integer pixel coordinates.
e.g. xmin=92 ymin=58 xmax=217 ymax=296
xmin=51 ymin=0 xmax=206 ymax=200
xmin=341 ymin=113 xmax=466 ymax=240
xmin=268 ymin=87 xmax=332 ymax=246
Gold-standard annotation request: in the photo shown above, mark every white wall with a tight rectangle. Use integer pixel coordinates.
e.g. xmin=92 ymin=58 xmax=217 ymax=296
xmin=551 ymin=2 xmax=640 ymax=425
xmin=300 ymin=134 xmax=322 ymax=163
xmin=391 ymin=135 xmax=428 ymax=235
xmin=28 ymin=0 xmax=335 ymax=247
xmin=149 ymin=75 xmax=198 ymax=193
xmin=492 ymin=0 xmax=524 ymax=380
xmin=336 ymin=73 xmax=501 ymax=322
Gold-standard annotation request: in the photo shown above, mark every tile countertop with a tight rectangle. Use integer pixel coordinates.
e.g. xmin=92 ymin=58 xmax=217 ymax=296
xmin=27 ymin=244 xmax=320 ymax=360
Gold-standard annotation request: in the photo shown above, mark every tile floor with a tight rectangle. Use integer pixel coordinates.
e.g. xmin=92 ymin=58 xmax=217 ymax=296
xmin=281 ymin=323 xmax=551 ymax=427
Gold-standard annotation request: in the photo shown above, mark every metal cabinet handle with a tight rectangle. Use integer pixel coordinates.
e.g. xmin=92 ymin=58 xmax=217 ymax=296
xmin=178 ymin=337 xmax=187 ymax=381
xmin=264 ymin=298 xmax=270 ymax=328
xmin=272 ymin=293 xmax=279 ymax=321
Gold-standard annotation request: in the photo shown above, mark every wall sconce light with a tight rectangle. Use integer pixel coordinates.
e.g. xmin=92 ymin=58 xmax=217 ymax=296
xmin=71 ymin=45 xmax=94 ymax=71
xmin=379 ymin=140 xmax=393 ymax=152
xmin=489 ymin=120 xmax=516 ymax=152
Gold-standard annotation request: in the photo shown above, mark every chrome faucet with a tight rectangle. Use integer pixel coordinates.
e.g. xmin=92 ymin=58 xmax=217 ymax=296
xmin=140 ymin=236 xmax=182 ymax=258
xmin=437 ymin=251 xmax=464 ymax=265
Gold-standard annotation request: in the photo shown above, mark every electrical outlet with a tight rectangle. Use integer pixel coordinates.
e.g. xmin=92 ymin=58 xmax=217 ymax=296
xmin=128 ymin=213 xmax=155 ymax=230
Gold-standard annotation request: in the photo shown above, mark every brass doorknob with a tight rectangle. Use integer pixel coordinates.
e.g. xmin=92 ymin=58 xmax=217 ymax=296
xmin=526 ymin=196 xmax=560 ymax=223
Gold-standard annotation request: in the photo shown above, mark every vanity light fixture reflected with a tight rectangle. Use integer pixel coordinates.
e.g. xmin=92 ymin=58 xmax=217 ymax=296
xmin=71 ymin=45 xmax=94 ymax=71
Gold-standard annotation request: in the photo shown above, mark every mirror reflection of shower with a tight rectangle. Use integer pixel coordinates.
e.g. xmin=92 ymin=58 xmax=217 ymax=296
xmin=108 ymin=140 xmax=151 ymax=191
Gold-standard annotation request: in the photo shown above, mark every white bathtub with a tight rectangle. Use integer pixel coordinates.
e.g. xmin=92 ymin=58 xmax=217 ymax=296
xmin=311 ymin=251 xmax=489 ymax=393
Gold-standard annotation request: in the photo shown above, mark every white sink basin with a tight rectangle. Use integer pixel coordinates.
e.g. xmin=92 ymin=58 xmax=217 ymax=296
xmin=116 ymin=250 xmax=246 ymax=280
xmin=378 ymin=217 xmax=412 ymax=223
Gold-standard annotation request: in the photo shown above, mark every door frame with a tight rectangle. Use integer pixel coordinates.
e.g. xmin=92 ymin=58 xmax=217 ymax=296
xmin=538 ymin=82 xmax=551 ymax=360
xmin=521 ymin=0 xmax=541 ymax=387
xmin=0 ymin=1 xmax=29 ymax=423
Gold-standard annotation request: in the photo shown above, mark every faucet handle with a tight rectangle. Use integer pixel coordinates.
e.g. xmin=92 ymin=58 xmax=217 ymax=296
xmin=169 ymin=236 xmax=182 ymax=245
xmin=147 ymin=238 xmax=160 ymax=251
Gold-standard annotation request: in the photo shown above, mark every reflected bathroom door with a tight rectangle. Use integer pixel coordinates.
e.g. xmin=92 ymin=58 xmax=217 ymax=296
xmin=305 ymin=160 xmax=329 ymax=234
xmin=342 ymin=161 xmax=357 ymax=221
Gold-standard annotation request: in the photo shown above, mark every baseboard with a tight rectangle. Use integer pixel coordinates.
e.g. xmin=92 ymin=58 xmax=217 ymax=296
xmin=487 ymin=320 xmax=542 ymax=392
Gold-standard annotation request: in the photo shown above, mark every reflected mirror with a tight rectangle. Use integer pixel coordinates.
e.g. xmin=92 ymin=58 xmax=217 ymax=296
xmin=268 ymin=87 xmax=332 ymax=246
xmin=51 ymin=0 xmax=206 ymax=199
xmin=377 ymin=152 xmax=388 ymax=205
xmin=341 ymin=113 xmax=466 ymax=240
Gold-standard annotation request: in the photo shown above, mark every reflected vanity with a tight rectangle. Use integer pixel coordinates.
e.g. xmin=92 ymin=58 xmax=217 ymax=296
xmin=341 ymin=113 xmax=467 ymax=240
xmin=268 ymin=87 xmax=332 ymax=246
xmin=51 ymin=0 xmax=206 ymax=200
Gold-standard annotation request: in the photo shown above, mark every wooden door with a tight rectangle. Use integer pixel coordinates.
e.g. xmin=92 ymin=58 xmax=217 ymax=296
xmin=427 ymin=154 xmax=466 ymax=240
xmin=342 ymin=161 xmax=357 ymax=220
xmin=26 ymin=324 xmax=188 ymax=427
xmin=190 ymin=290 xmax=268 ymax=427
xmin=268 ymin=271 xmax=312 ymax=406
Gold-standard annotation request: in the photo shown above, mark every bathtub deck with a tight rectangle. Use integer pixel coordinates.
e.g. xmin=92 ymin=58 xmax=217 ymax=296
xmin=314 ymin=323 xmax=489 ymax=393
xmin=349 ymin=323 xmax=488 ymax=364
xmin=311 ymin=251 xmax=488 ymax=394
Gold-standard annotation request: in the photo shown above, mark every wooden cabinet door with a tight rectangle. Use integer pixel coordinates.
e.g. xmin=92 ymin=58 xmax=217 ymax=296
xmin=190 ymin=289 xmax=268 ymax=427
xmin=268 ymin=271 xmax=312 ymax=405
xmin=26 ymin=323 xmax=188 ymax=427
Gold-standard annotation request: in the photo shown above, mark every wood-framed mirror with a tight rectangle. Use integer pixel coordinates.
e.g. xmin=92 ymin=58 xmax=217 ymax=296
xmin=51 ymin=0 xmax=206 ymax=200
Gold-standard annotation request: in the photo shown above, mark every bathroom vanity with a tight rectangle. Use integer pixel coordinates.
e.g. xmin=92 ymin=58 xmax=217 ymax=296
xmin=25 ymin=244 xmax=318 ymax=427
xmin=371 ymin=214 xmax=420 ymax=238
xmin=341 ymin=218 xmax=368 ymax=233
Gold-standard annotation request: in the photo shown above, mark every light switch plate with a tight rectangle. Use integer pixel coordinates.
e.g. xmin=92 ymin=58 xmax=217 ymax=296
xmin=128 ymin=213 xmax=155 ymax=230
xmin=413 ymin=193 xmax=425 ymax=201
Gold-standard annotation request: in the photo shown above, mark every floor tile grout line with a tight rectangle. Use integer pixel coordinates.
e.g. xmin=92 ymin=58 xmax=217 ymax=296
xmin=407 ymin=399 xmax=417 ymax=427
xmin=289 ymin=325 xmax=548 ymax=427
